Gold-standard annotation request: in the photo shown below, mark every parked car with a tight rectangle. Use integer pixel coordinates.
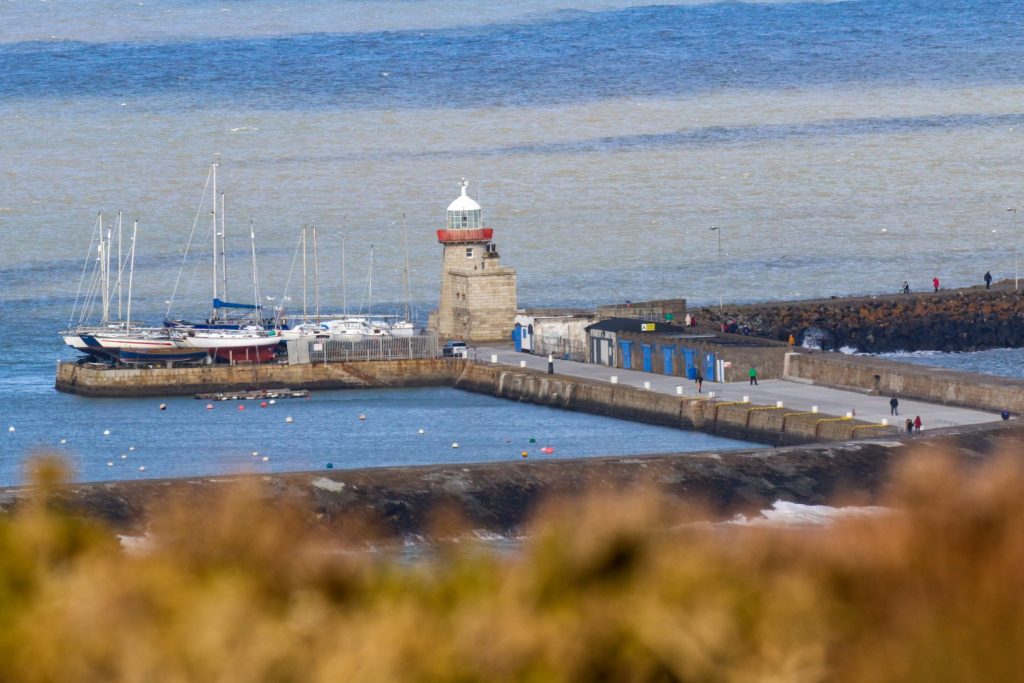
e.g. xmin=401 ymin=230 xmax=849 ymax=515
xmin=442 ymin=340 xmax=468 ymax=358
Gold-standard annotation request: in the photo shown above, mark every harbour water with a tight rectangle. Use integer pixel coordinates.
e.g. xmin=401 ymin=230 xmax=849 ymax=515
xmin=2 ymin=0 xmax=1022 ymax=483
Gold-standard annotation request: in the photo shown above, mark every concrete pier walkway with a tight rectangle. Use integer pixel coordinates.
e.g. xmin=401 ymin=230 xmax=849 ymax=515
xmin=475 ymin=345 xmax=997 ymax=431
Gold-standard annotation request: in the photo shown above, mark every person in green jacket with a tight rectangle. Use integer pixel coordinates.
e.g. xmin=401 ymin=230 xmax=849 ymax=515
xmin=748 ymin=366 xmax=758 ymax=386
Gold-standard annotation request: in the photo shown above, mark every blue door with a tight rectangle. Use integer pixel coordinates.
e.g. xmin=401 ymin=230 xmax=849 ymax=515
xmin=642 ymin=344 xmax=653 ymax=372
xmin=682 ymin=347 xmax=696 ymax=379
xmin=704 ymin=353 xmax=716 ymax=381
xmin=619 ymin=340 xmax=633 ymax=369
xmin=660 ymin=345 xmax=675 ymax=375
xmin=513 ymin=323 xmax=522 ymax=352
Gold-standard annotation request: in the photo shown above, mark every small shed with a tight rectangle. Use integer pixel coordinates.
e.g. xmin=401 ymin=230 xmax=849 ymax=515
xmin=585 ymin=318 xmax=680 ymax=367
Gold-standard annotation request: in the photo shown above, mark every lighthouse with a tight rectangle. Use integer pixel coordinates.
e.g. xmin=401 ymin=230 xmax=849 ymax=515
xmin=433 ymin=180 xmax=517 ymax=342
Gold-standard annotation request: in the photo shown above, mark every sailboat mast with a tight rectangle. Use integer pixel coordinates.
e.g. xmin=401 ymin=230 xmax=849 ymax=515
xmin=367 ymin=244 xmax=373 ymax=316
xmin=301 ymin=226 xmax=308 ymax=322
xmin=101 ymin=221 xmax=111 ymax=325
xmin=211 ymin=162 xmax=218 ymax=316
xmin=250 ymin=221 xmax=260 ymax=316
xmin=401 ymin=211 xmax=412 ymax=323
xmin=312 ymin=226 xmax=321 ymax=324
xmin=220 ymin=191 xmax=228 ymax=304
xmin=126 ymin=220 xmax=138 ymax=329
xmin=341 ymin=234 xmax=347 ymax=315
xmin=116 ymin=210 xmax=123 ymax=323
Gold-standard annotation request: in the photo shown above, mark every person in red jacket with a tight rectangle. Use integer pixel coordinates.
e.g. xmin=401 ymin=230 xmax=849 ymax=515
xmin=933 ymin=276 xmax=940 ymax=292
xmin=914 ymin=415 xmax=922 ymax=434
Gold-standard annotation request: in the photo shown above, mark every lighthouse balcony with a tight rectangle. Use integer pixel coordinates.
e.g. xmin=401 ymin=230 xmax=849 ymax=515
xmin=436 ymin=228 xmax=493 ymax=244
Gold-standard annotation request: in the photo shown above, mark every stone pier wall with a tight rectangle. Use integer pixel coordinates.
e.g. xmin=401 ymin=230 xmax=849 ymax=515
xmin=785 ymin=352 xmax=1024 ymax=414
xmin=55 ymin=359 xmax=459 ymax=398
xmin=453 ymin=363 xmax=895 ymax=445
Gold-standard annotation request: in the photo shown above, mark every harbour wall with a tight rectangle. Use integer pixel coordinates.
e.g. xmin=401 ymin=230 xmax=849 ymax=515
xmin=452 ymin=363 xmax=892 ymax=445
xmin=702 ymin=286 xmax=1024 ymax=353
xmin=785 ymin=352 xmax=1024 ymax=414
xmin=8 ymin=420 xmax=1022 ymax=538
xmin=56 ymin=360 xmax=897 ymax=445
xmin=55 ymin=359 xmax=460 ymax=397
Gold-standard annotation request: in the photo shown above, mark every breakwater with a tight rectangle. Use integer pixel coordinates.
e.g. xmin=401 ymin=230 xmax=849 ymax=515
xmin=705 ymin=286 xmax=1024 ymax=353
xmin=56 ymin=360 xmax=898 ymax=445
xmin=55 ymin=358 xmax=460 ymax=397
xmin=7 ymin=419 xmax=1022 ymax=538
xmin=786 ymin=352 xmax=1024 ymax=414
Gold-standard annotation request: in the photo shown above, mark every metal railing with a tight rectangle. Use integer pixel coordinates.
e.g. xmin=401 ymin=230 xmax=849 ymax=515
xmin=292 ymin=335 xmax=440 ymax=364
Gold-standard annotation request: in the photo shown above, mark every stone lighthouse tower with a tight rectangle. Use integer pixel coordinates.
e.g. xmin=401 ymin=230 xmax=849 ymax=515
xmin=434 ymin=180 xmax=517 ymax=342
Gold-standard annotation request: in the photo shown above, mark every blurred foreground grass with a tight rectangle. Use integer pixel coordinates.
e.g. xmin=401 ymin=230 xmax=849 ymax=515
xmin=2 ymin=447 xmax=1024 ymax=682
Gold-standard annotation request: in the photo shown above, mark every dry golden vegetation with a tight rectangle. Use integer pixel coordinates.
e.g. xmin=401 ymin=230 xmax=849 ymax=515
xmin=2 ymin=448 xmax=1024 ymax=682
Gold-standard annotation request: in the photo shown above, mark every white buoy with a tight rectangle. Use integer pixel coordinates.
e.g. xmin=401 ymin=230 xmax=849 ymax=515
xmin=138 ymin=466 xmax=146 ymax=472
xmin=128 ymin=446 xmax=135 ymax=451
xmin=285 ymin=416 xmax=294 ymax=424
xmin=268 ymin=399 xmax=276 ymax=405
xmin=7 ymin=426 xmax=14 ymax=433
xmin=59 ymin=438 xmax=67 ymax=444
xmin=261 ymin=456 xmax=269 ymax=462
xmin=252 ymin=451 xmax=259 ymax=457
xmin=358 ymin=414 xmax=366 ymax=421
xmin=120 ymin=454 xmax=127 ymax=460
xmin=417 ymin=428 xmax=425 ymax=435
xmin=102 ymin=429 xmax=111 ymax=436
xmin=451 ymin=442 xmax=459 ymax=449
xmin=106 ymin=462 xmax=113 ymax=467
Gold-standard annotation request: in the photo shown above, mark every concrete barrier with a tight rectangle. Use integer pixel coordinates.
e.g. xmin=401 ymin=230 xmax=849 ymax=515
xmin=785 ymin=353 xmax=1024 ymax=414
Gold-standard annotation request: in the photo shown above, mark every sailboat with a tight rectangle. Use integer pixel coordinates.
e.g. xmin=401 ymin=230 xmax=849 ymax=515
xmin=165 ymin=164 xmax=282 ymax=363
xmin=61 ymin=216 xmax=208 ymax=365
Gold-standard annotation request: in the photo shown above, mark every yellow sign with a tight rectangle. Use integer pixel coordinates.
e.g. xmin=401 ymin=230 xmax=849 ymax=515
xmin=640 ymin=323 xmax=655 ymax=332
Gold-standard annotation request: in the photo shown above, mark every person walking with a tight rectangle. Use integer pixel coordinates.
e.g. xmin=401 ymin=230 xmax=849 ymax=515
xmin=695 ymin=371 xmax=703 ymax=393
xmin=890 ymin=396 xmax=899 ymax=416
xmin=788 ymin=333 xmax=795 ymax=346
xmin=906 ymin=418 xmax=914 ymax=435
xmin=748 ymin=366 xmax=758 ymax=386
xmin=984 ymin=271 xmax=993 ymax=289
xmin=901 ymin=281 xmax=911 ymax=294
xmin=933 ymin=276 xmax=940 ymax=293
xmin=914 ymin=415 xmax=922 ymax=434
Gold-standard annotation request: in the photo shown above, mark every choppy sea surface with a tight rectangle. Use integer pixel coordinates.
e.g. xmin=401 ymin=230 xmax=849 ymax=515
xmin=2 ymin=0 xmax=1022 ymax=483
xmin=878 ymin=348 xmax=1024 ymax=380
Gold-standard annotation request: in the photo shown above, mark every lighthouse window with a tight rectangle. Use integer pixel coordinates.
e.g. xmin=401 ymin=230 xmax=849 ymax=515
xmin=461 ymin=214 xmax=468 ymax=227
xmin=465 ymin=247 xmax=474 ymax=258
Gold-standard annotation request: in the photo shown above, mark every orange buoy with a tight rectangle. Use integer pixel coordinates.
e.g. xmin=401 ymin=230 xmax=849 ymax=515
xmin=521 ymin=451 xmax=528 ymax=458
xmin=260 ymin=401 xmax=268 ymax=408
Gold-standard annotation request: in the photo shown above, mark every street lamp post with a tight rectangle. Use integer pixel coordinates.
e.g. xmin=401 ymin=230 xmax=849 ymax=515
xmin=1010 ymin=208 xmax=1018 ymax=292
xmin=710 ymin=226 xmax=722 ymax=310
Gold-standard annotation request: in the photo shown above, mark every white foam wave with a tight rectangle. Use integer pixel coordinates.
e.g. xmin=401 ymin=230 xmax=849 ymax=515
xmin=726 ymin=500 xmax=892 ymax=527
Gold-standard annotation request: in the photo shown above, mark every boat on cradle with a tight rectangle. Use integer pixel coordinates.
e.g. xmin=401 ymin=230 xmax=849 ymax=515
xmin=194 ymin=388 xmax=310 ymax=401
xmin=62 ymin=215 xmax=210 ymax=366
xmin=176 ymin=326 xmax=283 ymax=363
xmin=165 ymin=163 xmax=282 ymax=364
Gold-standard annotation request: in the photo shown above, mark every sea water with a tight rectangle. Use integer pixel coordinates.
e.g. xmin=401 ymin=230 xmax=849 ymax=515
xmin=2 ymin=0 xmax=1021 ymax=482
